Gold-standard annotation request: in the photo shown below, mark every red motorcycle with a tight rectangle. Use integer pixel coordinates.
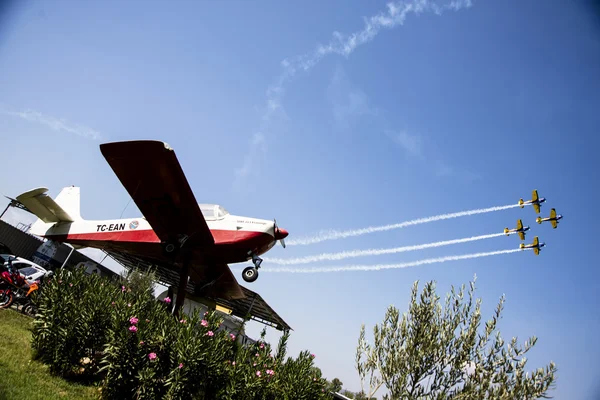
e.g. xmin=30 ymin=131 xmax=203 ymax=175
xmin=0 ymin=256 xmax=51 ymax=316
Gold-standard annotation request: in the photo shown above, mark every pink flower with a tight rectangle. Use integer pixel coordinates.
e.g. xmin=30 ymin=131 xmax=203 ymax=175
xmin=164 ymin=297 xmax=171 ymax=304
xmin=266 ymin=369 xmax=274 ymax=375
xmin=204 ymin=311 xmax=208 ymax=316
xmin=180 ymin=319 xmax=186 ymax=324
xmin=232 ymin=361 xmax=236 ymax=366
xmin=311 ymin=353 xmax=315 ymax=358
xmin=127 ymin=303 xmax=131 ymax=307
xmin=259 ymin=343 xmax=265 ymax=349
xmin=111 ymin=302 xmax=115 ymax=306
xmin=206 ymin=331 xmax=214 ymax=337
xmin=121 ymin=285 xmax=126 ymax=292
xmin=256 ymin=371 xmax=261 ymax=377
xmin=139 ymin=341 xmax=145 ymax=345
xmin=178 ymin=363 xmax=183 ymax=369
xmin=129 ymin=325 xmax=138 ymax=332
xmin=69 ymin=283 xmax=73 ymax=287
xmin=129 ymin=317 xmax=139 ymax=325
xmin=201 ymin=320 xmax=208 ymax=327
xmin=255 ymin=353 xmax=260 ymax=357
xmin=148 ymin=352 xmax=157 ymax=360
xmin=230 ymin=334 xmax=236 ymax=340
xmin=253 ymin=362 xmax=257 ymax=366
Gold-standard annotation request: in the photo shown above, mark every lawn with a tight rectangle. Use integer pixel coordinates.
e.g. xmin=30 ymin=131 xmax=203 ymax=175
xmin=0 ymin=308 xmax=98 ymax=400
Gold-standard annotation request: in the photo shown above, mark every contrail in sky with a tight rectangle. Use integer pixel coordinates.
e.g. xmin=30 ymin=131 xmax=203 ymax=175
xmin=287 ymin=203 xmax=527 ymax=246
xmin=266 ymin=231 xmax=513 ymax=265
xmin=259 ymin=248 xmax=526 ymax=273
xmin=234 ymin=0 xmax=475 ymax=183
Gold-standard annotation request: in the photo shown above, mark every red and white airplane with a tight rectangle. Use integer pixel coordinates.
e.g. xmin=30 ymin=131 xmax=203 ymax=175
xmin=14 ymin=140 xmax=289 ymax=307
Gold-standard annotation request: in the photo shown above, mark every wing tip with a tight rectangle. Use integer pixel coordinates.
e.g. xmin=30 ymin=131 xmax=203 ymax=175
xmin=100 ymin=140 xmax=175 ymax=158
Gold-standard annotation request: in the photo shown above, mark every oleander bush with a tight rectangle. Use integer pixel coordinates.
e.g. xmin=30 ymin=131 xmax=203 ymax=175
xmin=30 ymin=266 xmax=330 ymax=399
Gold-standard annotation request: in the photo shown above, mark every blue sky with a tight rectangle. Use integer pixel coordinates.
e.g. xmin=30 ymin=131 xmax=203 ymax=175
xmin=1 ymin=0 xmax=599 ymax=397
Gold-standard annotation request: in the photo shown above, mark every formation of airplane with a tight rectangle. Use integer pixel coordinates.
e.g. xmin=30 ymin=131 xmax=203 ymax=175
xmin=14 ymin=140 xmax=289 ymax=313
xmin=504 ymin=219 xmax=530 ymax=240
xmin=511 ymin=190 xmax=563 ymax=256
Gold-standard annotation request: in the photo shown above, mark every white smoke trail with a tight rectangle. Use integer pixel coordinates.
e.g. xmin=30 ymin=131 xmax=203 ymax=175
xmin=287 ymin=203 xmax=526 ymax=246
xmin=234 ymin=0 xmax=475 ymax=184
xmin=261 ymin=248 xmax=526 ymax=273
xmin=266 ymin=232 xmax=513 ymax=265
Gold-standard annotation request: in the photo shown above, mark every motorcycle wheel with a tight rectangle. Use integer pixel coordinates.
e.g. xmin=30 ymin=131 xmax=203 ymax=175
xmin=0 ymin=290 xmax=14 ymax=308
xmin=21 ymin=303 xmax=37 ymax=317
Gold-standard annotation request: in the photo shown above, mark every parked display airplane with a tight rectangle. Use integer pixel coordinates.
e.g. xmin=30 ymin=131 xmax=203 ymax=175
xmin=504 ymin=219 xmax=530 ymax=241
xmin=536 ymin=208 xmax=563 ymax=229
xmin=14 ymin=140 xmax=289 ymax=307
xmin=519 ymin=189 xmax=546 ymax=214
xmin=520 ymin=236 xmax=545 ymax=255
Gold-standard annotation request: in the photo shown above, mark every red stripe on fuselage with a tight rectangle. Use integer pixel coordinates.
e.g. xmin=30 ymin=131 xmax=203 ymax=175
xmin=43 ymin=229 xmax=276 ymax=263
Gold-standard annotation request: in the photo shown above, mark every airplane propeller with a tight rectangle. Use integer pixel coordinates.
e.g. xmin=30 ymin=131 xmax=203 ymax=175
xmin=273 ymin=219 xmax=287 ymax=248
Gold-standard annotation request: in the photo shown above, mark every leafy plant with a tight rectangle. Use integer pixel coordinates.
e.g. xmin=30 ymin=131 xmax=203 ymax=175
xmin=355 ymin=275 xmax=557 ymax=399
xmin=30 ymin=266 xmax=331 ymax=399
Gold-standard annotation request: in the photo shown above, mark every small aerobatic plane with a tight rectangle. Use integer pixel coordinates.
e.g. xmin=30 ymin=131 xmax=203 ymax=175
xmin=14 ymin=140 xmax=289 ymax=312
xmin=519 ymin=189 xmax=546 ymax=214
xmin=504 ymin=219 xmax=530 ymax=241
xmin=536 ymin=208 xmax=563 ymax=229
xmin=520 ymin=236 xmax=545 ymax=255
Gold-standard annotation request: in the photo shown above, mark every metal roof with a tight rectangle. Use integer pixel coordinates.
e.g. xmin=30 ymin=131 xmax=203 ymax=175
xmin=105 ymin=250 xmax=291 ymax=331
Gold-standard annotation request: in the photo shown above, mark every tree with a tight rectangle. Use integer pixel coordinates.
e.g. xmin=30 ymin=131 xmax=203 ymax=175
xmin=355 ymin=276 xmax=557 ymax=399
xmin=328 ymin=378 xmax=343 ymax=393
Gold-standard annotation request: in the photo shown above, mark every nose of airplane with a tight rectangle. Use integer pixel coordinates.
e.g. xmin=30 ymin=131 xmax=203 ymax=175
xmin=275 ymin=227 xmax=289 ymax=240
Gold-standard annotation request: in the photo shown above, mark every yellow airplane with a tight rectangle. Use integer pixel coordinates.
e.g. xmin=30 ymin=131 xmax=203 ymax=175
xmin=504 ymin=219 xmax=530 ymax=240
xmin=519 ymin=189 xmax=546 ymax=214
xmin=536 ymin=208 xmax=563 ymax=229
xmin=520 ymin=236 xmax=545 ymax=255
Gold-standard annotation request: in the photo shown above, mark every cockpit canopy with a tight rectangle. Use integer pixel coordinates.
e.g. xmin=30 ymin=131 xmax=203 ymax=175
xmin=199 ymin=204 xmax=229 ymax=220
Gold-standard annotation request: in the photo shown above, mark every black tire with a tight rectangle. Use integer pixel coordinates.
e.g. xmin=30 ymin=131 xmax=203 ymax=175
xmin=242 ymin=267 xmax=259 ymax=283
xmin=0 ymin=290 xmax=14 ymax=309
xmin=162 ymin=241 xmax=179 ymax=257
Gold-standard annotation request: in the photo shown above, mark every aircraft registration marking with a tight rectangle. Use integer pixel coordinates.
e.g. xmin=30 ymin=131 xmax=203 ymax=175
xmin=96 ymin=223 xmax=127 ymax=232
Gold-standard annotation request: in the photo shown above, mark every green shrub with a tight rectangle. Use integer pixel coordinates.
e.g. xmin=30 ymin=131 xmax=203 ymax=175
xmin=31 ymin=267 xmax=117 ymax=379
xmin=30 ymin=267 xmax=331 ymax=399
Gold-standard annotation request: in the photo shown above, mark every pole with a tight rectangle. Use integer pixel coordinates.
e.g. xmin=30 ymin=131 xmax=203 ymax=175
xmin=173 ymin=258 xmax=191 ymax=317
xmin=0 ymin=203 xmax=11 ymax=219
xmin=60 ymin=244 xmax=75 ymax=270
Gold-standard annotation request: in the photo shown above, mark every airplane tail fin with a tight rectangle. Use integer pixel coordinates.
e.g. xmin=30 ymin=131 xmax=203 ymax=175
xmin=519 ymin=198 xmax=524 ymax=208
xmin=504 ymin=228 xmax=509 ymax=235
xmin=16 ymin=186 xmax=83 ymax=236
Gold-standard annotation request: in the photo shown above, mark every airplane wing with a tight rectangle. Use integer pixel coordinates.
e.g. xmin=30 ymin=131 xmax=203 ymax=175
xmin=518 ymin=231 xmax=525 ymax=241
xmin=533 ymin=247 xmax=539 ymax=255
xmin=100 ymin=140 xmax=215 ymax=248
xmin=533 ymin=236 xmax=539 ymax=246
xmin=550 ymin=208 xmax=556 ymax=219
xmin=551 ymin=220 xmax=557 ymax=229
xmin=533 ymin=203 xmax=540 ymax=214
xmin=516 ymin=219 xmax=523 ymax=230
xmin=532 ymin=190 xmax=539 ymax=202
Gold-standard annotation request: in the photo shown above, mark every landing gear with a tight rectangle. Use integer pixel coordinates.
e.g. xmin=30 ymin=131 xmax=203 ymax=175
xmin=162 ymin=235 xmax=190 ymax=257
xmin=242 ymin=266 xmax=259 ymax=283
xmin=242 ymin=252 xmax=263 ymax=283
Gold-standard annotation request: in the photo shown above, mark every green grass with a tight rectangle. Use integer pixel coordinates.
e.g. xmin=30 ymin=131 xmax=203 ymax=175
xmin=0 ymin=309 xmax=99 ymax=399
